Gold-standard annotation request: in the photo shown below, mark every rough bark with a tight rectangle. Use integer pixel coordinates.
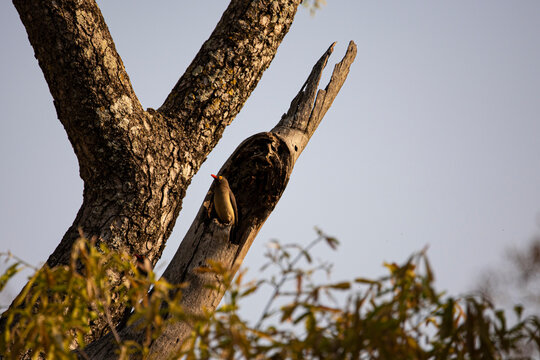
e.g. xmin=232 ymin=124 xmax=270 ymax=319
xmin=4 ymin=0 xmax=301 ymax=347
xmin=83 ymin=41 xmax=357 ymax=359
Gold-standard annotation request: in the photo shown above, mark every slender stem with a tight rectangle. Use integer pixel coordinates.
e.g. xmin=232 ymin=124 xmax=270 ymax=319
xmin=253 ymin=235 xmax=324 ymax=330
xmin=104 ymin=306 xmax=122 ymax=344
xmin=0 ymin=252 xmax=39 ymax=271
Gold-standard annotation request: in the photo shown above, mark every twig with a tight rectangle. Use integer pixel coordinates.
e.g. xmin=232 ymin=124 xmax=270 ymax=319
xmin=0 ymin=251 xmax=39 ymax=271
xmin=254 ymin=235 xmax=325 ymax=330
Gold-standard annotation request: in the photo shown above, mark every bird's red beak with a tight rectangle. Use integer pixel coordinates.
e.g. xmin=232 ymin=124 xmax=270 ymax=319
xmin=211 ymin=174 xmax=218 ymax=179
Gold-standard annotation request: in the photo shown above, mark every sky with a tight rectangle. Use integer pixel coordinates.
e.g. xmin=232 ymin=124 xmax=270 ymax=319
xmin=1 ymin=1 xmax=540 ymax=311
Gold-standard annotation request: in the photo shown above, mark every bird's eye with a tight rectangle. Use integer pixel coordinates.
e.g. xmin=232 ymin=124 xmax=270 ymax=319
xmin=219 ymin=176 xmax=222 ymax=180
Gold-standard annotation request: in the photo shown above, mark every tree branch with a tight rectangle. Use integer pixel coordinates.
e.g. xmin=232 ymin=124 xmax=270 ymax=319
xmin=83 ymin=40 xmax=357 ymax=358
xmin=272 ymin=40 xmax=357 ymax=162
xmin=12 ymin=0 xmax=144 ymax=182
xmin=160 ymin=0 xmax=300 ymax=128
xmin=157 ymin=0 xmax=303 ymax=180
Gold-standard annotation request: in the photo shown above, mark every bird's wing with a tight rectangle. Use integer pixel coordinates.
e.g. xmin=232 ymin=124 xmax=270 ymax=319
xmin=228 ymin=187 xmax=238 ymax=226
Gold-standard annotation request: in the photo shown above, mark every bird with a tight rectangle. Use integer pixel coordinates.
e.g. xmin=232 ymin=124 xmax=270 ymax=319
xmin=211 ymin=174 xmax=238 ymax=226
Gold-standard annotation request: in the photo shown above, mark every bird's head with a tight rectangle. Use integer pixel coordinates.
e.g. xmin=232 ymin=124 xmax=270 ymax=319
xmin=211 ymin=174 xmax=229 ymax=186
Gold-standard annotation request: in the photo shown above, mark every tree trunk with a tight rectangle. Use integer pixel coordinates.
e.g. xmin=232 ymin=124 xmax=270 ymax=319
xmin=84 ymin=41 xmax=357 ymax=359
xmin=3 ymin=0 xmax=301 ymax=347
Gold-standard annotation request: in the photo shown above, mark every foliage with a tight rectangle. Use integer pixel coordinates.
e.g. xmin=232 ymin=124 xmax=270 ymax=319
xmin=0 ymin=236 xmax=185 ymax=359
xmin=0 ymin=231 xmax=539 ymax=359
xmin=186 ymin=232 xmax=540 ymax=359
xmin=301 ymin=0 xmax=327 ymax=15
xmin=479 ymin=236 xmax=540 ymax=317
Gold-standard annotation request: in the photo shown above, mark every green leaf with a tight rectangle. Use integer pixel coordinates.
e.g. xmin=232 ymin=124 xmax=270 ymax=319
xmin=329 ymin=282 xmax=350 ymax=290
xmin=440 ymin=298 xmax=455 ymax=339
xmin=301 ymin=249 xmax=313 ymax=263
xmin=423 ymin=255 xmax=435 ymax=283
xmin=0 ymin=263 xmax=20 ymax=291
xmin=324 ymin=236 xmax=339 ymax=250
xmin=240 ymin=285 xmax=259 ymax=298
xmin=354 ymin=277 xmax=379 ymax=285
xmin=280 ymin=304 xmax=297 ymax=322
xmin=293 ymin=311 xmax=312 ymax=325
xmin=514 ymin=304 xmax=523 ymax=320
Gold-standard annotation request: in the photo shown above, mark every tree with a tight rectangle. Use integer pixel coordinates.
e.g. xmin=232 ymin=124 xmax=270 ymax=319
xmin=1 ymin=0 xmax=356 ymax=357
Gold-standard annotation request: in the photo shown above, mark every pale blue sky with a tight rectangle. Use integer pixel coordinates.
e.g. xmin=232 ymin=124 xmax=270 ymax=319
xmin=1 ymin=1 xmax=540 ymax=307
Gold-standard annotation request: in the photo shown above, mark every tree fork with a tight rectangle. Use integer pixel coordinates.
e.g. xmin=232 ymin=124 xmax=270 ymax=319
xmin=4 ymin=0 xmax=302 ymax=346
xmin=84 ymin=41 xmax=357 ymax=359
